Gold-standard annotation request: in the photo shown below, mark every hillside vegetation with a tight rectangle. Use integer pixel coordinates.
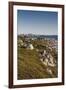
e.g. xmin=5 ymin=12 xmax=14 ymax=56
xmin=17 ymin=35 xmax=58 ymax=80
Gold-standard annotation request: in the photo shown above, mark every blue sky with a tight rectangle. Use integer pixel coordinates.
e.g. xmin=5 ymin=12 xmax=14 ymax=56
xmin=17 ymin=10 xmax=58 ymax=35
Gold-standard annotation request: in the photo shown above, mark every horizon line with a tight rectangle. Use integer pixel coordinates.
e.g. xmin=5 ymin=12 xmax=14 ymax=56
xmin=17 ymin=33 xmax=58 ymax=36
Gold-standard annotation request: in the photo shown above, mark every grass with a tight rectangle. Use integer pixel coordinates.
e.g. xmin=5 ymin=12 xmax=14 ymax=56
xmin=17 ymin=48 xmax=52 ymax=80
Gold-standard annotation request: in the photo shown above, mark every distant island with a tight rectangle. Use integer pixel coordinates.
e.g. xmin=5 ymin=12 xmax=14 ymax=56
xmin=18 ymin=34 xmax=58 ymax=40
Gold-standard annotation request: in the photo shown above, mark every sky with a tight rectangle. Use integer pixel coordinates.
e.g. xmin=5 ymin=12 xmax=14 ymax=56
xmin=17 ymin=10 xmax=58 ymax=35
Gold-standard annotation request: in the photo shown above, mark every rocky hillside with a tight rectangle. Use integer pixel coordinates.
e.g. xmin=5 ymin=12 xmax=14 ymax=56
xmin=17 ymin=35 xmax=58 ymax=79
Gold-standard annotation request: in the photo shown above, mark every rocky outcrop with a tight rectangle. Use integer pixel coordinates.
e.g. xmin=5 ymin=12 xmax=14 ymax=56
xmin=39 ymin=50 xmax=56 ymax=68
